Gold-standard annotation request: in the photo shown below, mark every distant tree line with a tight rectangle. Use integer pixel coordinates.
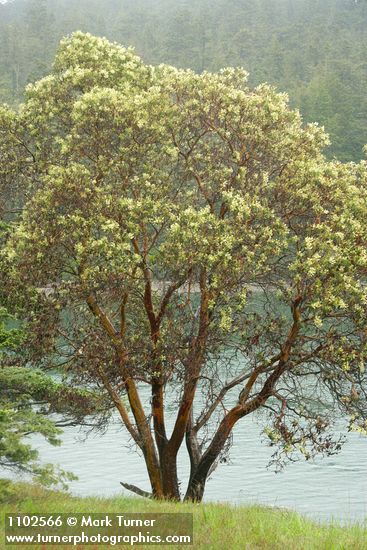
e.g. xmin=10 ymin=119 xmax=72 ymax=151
xmin=0 ymin=0 xmax=366 ymax=161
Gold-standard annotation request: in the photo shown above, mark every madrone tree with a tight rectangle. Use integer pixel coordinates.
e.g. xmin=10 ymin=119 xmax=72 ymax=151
xmin=1 ymin=33 xmax=367 ymax=501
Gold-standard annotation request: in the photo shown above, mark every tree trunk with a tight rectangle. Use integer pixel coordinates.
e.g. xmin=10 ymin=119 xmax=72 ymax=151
xmin=160 ymin=447 xmax=181 ymax=500
xmin=185 ymin=410 xmax=202 ymax=497
xmin=184 ymin=407 xmax=241 ymax=502
xmin=185 ymin=473 xmax=207 ymax=502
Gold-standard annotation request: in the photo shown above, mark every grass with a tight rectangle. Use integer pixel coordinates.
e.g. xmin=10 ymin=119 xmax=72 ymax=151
xmin=1 ymin=480 xmax=366 ymax=549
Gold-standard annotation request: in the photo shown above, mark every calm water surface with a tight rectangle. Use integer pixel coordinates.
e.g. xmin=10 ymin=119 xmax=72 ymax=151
xmin=28 ymin=406 xmax=367 ymax=524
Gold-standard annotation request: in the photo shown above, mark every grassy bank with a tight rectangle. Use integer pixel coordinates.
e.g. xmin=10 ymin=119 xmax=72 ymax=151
xmin=1 ymin=481 xmax=366 ymax=549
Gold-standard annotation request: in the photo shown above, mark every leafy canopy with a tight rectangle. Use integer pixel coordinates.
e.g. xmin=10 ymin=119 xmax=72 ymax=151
xmin=1 ymin=32 xmax=367 ymax=499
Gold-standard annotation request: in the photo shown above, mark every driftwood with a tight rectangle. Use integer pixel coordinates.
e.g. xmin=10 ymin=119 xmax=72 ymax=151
xmin=120 ymin=482 xmax=152 ymax=499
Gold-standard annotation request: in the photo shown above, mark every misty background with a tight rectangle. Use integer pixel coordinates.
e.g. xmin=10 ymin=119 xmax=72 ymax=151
xmin=0 ymin=0 xmax=366 ymax=162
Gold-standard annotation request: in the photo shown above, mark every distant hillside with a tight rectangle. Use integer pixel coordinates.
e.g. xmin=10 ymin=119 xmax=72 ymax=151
xmin=0 ymin=0 xmax=366 ymax=161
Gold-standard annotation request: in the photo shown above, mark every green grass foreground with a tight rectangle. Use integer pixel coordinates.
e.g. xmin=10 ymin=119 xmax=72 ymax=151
xmin=1 ymin=481 xmax=366 ymax=549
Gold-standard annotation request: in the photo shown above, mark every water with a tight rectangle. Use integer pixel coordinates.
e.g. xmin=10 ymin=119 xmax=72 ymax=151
xmin=28 ymin=408 xmax=367 ymax=524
